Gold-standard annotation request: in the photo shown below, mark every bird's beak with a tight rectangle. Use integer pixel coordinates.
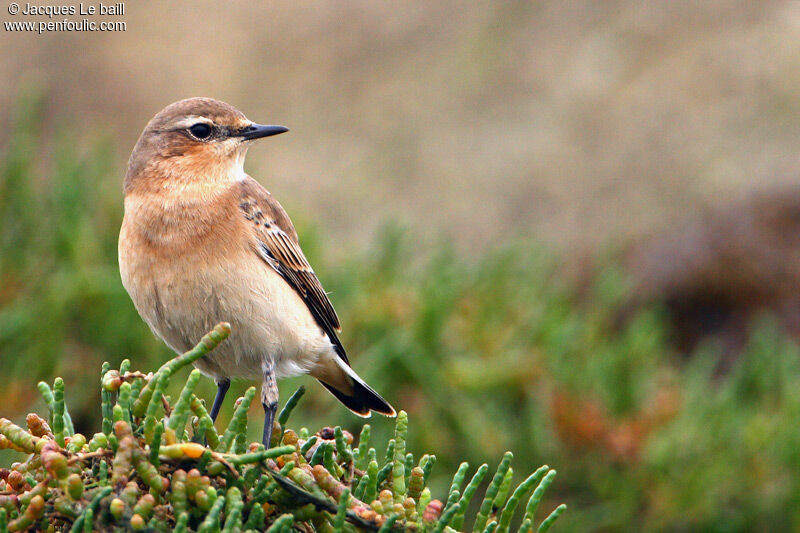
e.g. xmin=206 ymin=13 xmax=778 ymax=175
xmin=239 ymin=123 xmax=289 ymax=140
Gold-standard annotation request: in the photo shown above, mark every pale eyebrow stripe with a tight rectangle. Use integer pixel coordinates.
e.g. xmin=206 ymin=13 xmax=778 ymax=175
xmin=170 ymin=115 xmax=213 ymax=130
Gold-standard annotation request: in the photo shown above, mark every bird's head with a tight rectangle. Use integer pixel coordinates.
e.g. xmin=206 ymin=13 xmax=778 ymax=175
xmin=124 ymin=97 xmax=287 ymax=195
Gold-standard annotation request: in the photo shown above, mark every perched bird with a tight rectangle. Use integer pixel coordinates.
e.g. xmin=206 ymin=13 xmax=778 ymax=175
xmin=119 ymin=97 xmax=395 ymax=446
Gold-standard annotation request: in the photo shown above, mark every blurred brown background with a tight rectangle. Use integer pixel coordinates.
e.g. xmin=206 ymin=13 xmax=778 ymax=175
xmin=5 ymin=2 xmax=800 ymax=531
xmin=4 ymin=1 xmax=800 ymax=252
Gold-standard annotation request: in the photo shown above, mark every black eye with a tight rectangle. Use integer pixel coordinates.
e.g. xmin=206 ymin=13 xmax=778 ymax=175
xmin=189 ymin=123 xmax=213 ymax=139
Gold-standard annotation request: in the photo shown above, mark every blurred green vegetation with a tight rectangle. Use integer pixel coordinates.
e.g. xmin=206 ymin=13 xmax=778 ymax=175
xmin=3 ymin=93 xmax=800 ymax=531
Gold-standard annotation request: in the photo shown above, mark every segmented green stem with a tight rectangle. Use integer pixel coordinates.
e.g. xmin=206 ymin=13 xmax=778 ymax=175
xmin=449 ymin=462 xmax=470 ymax=497
xmin=167 ymin=369 xmax=201 ymax=435
xmin=197 ymin=495 xmax=226 ymax=533
xmin=524 ymin=469 xmax=557 ymax=523
xmin=377 ymin=514 xmax=399 ymax=533
xmin=323 ymin=441 xmax=336 ymax=474
xmin=356 ymin=424 xmax=371 ymax=470
xmin=222 ymin=487 xmax=243 ymax=533
xmin=497 ymin=465 xmax=549 ymax=533
xmin=52 ymin=377 xmax=66 ymax=446
xmin=300 ymin=436 xmax=318 ymax=455
xmin=69 ymin=487 xmax=111 ymax=533
xmin=473 ymin=451 xmax=513 ymax=533
xmin=243 ymin=502 xmax=266 ymax=530
xmin=217 ymin=387 xmax=255 ymax=453
xmin=333 ymin=488 xmax=349 ymax=532
xmin=99 ymin=363 xmax=112 ymax=435
xmin=173 ymin=513 xmax=189 ymax=533
xmin=0 ymin=418 xmax=42 ymax=453
xmin=143 ymin=371 xmax=169 ymax=443
xmin=433 ymin=489 xmax=460 ymax=533
xmin=117 ymin=382 xmax=132 ymax=425
xmin=537 ymin=504 xmax=566 ymax=533
xmin=392 ymin=411 xmax=408 ymax=504
xmin=266 ymin=513 xmax=294 ymax=532
xmin=225 ymin=445 xmax=295 ymax=466
xmin=451 ymin=463 xmax=489 ymax=530
xmin=384 ymin=439 xmax=395 ymax=467
xmin=310 ymin=440 xmax=329 ymax=466
xmin=334 ymin=426 xmax=353 ymax=464
xmin=420 ymin=454 xmax=436 ymax=485
xmin=493 ymin=468 xmax=514 ymax=510
xmin=132 ymin=322 xmax=230 ymax=417
xmin=363 ymin=460 xmax=379 ymax=504
xmin=189 ymin=395 xmax=219 ymax=449
xmin=148 ymin=422 xmax=164 ymax=468
xmin=278 ymin=386 xmax=306 ymax=426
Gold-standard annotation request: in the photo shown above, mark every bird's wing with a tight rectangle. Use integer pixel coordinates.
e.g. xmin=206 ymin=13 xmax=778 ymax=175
xmin=237 ymin=176 xmax=348 ymax=364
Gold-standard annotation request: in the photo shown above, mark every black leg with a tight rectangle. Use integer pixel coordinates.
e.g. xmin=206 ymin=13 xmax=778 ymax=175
xmin=262 ymin=360 xmax=279 ymax=448
xmin=262 ymin=400 xmax=278 ymax=448
xmin=209 ymin=378 xmax=230 ymax=422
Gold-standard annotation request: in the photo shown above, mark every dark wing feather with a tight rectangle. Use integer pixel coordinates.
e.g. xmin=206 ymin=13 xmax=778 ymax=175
xmin=238 ymin=177 xmax=348 ymax=364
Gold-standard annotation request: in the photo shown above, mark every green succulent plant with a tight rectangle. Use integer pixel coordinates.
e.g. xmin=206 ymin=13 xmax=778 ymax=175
xmin=0 ymin=324 xmax=564 ymax=532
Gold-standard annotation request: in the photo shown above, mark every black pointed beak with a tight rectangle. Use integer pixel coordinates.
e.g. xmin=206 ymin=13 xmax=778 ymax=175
xmin=240 ymin=123 xmax=289 ymax=140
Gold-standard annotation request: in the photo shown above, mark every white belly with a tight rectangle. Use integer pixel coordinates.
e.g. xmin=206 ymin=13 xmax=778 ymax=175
xmin=121 ymin=246 xmax=334 ymax=381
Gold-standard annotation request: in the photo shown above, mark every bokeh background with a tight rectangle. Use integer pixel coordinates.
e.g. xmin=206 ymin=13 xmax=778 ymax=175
xmin=3 ymin=1 xmax=800 ymax=530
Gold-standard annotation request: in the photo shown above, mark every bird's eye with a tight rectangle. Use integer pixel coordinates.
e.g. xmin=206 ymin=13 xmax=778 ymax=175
xmin=189 ymin=123 xmax=213 ymax=140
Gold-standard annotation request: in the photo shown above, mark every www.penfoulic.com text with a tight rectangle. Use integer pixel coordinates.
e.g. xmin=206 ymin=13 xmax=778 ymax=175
xmin=5 ymin=2 xmax=126 ymax=33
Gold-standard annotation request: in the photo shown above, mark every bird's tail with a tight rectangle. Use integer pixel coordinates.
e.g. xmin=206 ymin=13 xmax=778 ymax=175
xmin=311 ymin=356 xmax=396 ymax=418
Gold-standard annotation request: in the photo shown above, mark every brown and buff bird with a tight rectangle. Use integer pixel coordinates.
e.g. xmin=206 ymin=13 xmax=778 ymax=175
xmin=119 ymin=97 xmax=395 ymax=446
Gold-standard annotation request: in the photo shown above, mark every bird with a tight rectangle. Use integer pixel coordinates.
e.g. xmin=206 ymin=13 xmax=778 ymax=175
xmin=118 ymin=97 xmax=396 ymax=447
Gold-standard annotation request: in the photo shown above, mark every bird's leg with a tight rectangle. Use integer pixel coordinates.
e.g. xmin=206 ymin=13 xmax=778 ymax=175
xmin=209 ymin=378 xmax=231 ymax=422
xmin=262 ymin=360 xmax=279 ymax=448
